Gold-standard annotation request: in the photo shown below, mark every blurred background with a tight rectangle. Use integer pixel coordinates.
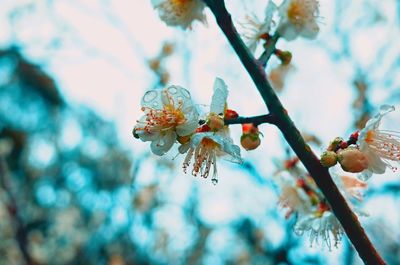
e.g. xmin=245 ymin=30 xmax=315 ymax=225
xmin=0 ymin=0 xmax=399 ymax=264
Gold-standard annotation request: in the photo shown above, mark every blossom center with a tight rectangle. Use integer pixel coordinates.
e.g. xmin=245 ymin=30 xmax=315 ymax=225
xmin=166 ymin=0 xmax=192 ymax=13
xmin=287 ymin=0 xmax=317 ymax=26
xmin=139 ymin=91 xmax=187 ymax=134
xmin=365 ymin=130 xmax=375 ymax=143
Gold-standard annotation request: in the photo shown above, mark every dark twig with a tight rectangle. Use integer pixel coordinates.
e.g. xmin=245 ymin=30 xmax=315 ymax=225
xmin=258 ymin=32 xmax=280 ymax=67
xmin=224 ymin=114 xmax=277 ymax=126
xmin=203 ymin=0 xmax=385 ymax=264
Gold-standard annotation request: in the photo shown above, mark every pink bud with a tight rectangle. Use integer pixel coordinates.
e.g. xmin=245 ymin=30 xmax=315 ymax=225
xmin=338 ymin=148 xmax=369 ymax=173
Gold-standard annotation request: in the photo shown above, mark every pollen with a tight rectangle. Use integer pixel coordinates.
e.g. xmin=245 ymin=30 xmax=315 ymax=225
xmin=287 ymin=0 xmax=318 ymax=26
xmin=137 ymin=91 xmax=186 ymax=134
xmin=366 ymin=130 xmax=400 ymax=162
xmin=364 ymin=130 xmax=375 ymax=143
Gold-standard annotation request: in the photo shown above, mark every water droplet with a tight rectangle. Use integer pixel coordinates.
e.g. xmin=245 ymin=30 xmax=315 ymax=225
xmin=143 ymin=90 xmax=158 ymax=102
xmin=168 ymin=86 xmax=177 ymax=94
xmin=211 ymin=178 xmax=218 ymax=185
xmin=181 ymin=88 xmax=191 ymax=98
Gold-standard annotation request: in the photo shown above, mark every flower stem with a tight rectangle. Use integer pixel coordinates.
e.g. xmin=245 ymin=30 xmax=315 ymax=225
xmin=203 ymin=0 xmax=385 ymax=264
xmin=225 ymin=114 xmax=277 ymax=126
xmin=258 ymin=32 xmax=280 ymax=67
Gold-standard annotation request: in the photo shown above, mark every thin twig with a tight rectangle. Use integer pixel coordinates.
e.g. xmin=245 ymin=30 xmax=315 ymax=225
xmin=258 ymin=32 xmax=280 ymax=67
xmin=203 ymin=0 xmax=385 ymax=264
xmin=225 ymin=114 xmax=277 ymax=126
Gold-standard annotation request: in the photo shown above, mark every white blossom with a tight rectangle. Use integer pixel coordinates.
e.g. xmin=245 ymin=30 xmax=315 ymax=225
xmin=151 ymin=0 xmax=206 ymax=29
xmin=240 ymin=1 xmax=276 ymax=53
xmin=182 ymin=78 xmax=242 ymax=184
xmin=134 ymin=86 xmax=198 ymax=155
xmin=294 ymin=211 xmax=343 ymax=250
xmin=358 ymin=105 xmax=400 ymax=180
xmin=277 ymin=0 xmax=320 ymax=41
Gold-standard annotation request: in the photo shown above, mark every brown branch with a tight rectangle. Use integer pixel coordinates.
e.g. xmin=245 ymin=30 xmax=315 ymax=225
xmin=203 ymin=0 xmax=385 ymax=264
xmin=224 ymin=114 xmax=277 ymax=126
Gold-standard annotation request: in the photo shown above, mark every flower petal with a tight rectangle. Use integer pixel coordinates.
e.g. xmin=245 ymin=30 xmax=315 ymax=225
xmin=141 ymin=89 xmax=163 ymax=109
xmin=210 ymin=78 xmax=228 ymax=114
xmin=176 ymin=118 xmax=198 ymax=136
xmin=150 ymin=130 xmax=177 ymax=155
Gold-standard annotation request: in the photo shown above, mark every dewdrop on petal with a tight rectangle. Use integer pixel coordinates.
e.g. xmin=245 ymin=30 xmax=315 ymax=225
xmin=182 ymin=78 xmax=243 ymax=184
xmin=338 ymin=148 xmax=369 ymax=173
xmin=151 ymin=0 xmax=206 ymax=29
xmin=133 ymin=86 xmax=199 ymax=155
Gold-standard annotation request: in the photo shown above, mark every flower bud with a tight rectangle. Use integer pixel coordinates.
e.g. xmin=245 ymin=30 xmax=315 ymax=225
xmin=338 ymin=148 xmax=369 ymax=173
xmin=224 ymin=109 xmax=239 ymax=120
xmin=242 ymin=123 xmax=259 ymax=134
xmin=240 ymin=124 xmax=261 ymax=150
xmin=241 ymin=134 xmax=261 ymax=151
xmin=320 ymin=151 xmax=338 ymax=167
xmin=208 ymin=114 xmax=224 ymax=131
xmin=327 ymin=137 xmax=344 ymax=151
xmin=275 ymin=50 xmax=292 ymax=65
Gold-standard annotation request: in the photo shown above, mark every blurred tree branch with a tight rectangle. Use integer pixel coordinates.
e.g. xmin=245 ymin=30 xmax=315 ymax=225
xmin=0 ymin=156 xmax=37 ymax=265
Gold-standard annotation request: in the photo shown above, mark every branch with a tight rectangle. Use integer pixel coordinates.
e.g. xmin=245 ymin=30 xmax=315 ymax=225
xmin=258 ymin=32 xmax=280 ymax=67
xmin=203 ymin=1 xmax=385 ymax=264
xmin=224 ymin=114 xmax=277 ymax=126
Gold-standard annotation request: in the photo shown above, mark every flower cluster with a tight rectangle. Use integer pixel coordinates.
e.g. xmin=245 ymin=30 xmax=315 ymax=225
xmin=321 ymin=105 xmax=400 ymax=181
xmin=151 ymin=0 xmax=206 ymax=29
xmin=274 ymin=158 xmax=367 ymax=249
xmin=133 ymin=78 xmax=243 ymax=184
xmin=239 ymin=0 xmax=320 ymax=54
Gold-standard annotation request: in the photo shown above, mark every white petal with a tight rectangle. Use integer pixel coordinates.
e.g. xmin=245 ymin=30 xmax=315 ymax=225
xmin=363 ymin=105 xmax=395 ymax=131
xmin=176 ymin=119 xmax=198 ymax=136
xmin=138 ymin=131 xmax=161 ymax=142
xmin=264 ymin=1 xmax=277 ymax=25
xmin=221 ymin=139 xmax=243 ymax=164
xmin=300 ymin=21 xmax=319 ymax=39
xmin=278 ymin=25 xmax=298 ymax=41
xmin=178 ymin=143 xmax=191 ymax=154
xmin=365 ymin=150 xmax=386 ymax=174
xmin=141 ymin=89 xmax=163 ymax=109
xmin=379 ymin=104 xmax=395 ymax=115
xmin=151 ymin=0 xmax=164 ymax=7
xmin=150 ymin=130 xmax=177 ymax=155
xmin=210 ymin=78 xmax=228 ymax=114
xmin=359 ymin=170 xmax=373 ymax=181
